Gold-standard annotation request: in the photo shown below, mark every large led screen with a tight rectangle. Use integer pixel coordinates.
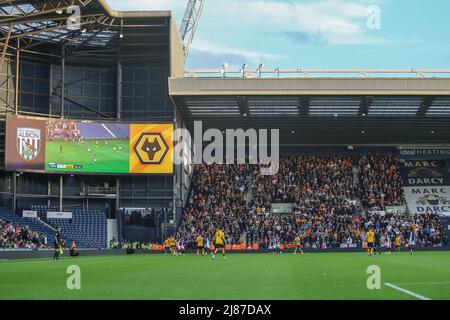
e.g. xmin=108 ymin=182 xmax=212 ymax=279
xmin=5 ymin=116 xmax=173 ymax=174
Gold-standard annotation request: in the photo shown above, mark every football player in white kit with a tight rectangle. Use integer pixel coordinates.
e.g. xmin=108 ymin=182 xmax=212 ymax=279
xmin=275 ymin=236 xmax=282 ymax=254
xmin=205 ymin=237 xmax=211 ymax=255
xmin=381 ymin=232 xmax=391 ymax=254
xmin=177 ymin=239 xmax=186 ymax=256
xmin=269 ymin=237 xmax=276 ymax=255
xmin=409 ymin=228 xmax=417 ymax=255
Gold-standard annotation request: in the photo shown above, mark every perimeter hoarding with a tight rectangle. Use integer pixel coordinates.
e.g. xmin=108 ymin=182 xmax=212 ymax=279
xmin=5 ymin=116 xmax=173 ymax=174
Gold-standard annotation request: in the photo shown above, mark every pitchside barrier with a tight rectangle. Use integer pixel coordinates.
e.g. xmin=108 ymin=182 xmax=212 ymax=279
xmin=2 ymin=246 xmax=450 ymax=260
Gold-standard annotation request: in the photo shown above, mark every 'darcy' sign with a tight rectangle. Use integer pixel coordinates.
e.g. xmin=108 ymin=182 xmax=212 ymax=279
xmin=400 ymin=160 xmax=450 ymax=187
xmin=404 ymin=186 xmax=450 ymax=214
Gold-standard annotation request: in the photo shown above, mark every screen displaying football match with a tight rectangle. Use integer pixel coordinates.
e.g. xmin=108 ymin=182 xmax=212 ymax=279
xmin=5 ymin=115 xmax=173 ymax=174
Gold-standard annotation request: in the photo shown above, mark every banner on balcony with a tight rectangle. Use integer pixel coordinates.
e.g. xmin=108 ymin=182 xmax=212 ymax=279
xmin=400 ymin=160 xmax=450 ymax=187
xmin=404 ymin=186 xmax=450 ymax=214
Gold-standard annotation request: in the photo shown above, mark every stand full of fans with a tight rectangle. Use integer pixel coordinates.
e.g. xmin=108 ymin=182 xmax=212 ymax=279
xmin=176 ymin=154 xmax=447 ymax=250
xmin=0 ymin=218 xmax=49 ymax=250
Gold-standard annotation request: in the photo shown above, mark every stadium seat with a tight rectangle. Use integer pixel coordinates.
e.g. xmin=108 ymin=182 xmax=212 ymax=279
xmin=46 ymin=210 xmax=107 ymax=249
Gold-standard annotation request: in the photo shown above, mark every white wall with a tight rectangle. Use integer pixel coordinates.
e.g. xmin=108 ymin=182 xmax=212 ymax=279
xmin=107 ymin=219 xmax=118 ymax=248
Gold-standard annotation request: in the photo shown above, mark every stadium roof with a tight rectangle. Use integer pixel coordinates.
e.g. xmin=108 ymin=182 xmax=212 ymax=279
xmin=169 ymin=71 xmax=450 ymax=145
xmin=0 ymin=0 xmax=174 ymax=63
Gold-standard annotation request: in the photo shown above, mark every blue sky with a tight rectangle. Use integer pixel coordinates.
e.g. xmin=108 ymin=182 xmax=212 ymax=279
xmin=106 ymin=0 xmax=450 ymax=70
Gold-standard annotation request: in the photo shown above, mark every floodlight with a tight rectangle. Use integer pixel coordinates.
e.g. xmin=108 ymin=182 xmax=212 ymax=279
xmin=257 ymin=63 xmax=264 ymax=77
xmin=241 ymin=64 xmax=248 ymax=78
xmin=220 ymin=63 xmax=228 ymax=77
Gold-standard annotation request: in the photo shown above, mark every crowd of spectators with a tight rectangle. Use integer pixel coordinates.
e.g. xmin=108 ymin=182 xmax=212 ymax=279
xmin=251 ymin=155 xmax=357 ymax=215
xmin=179 ymin=208 xmax=446 ymax=249
xmin=123 ymin=209 xmax=155 ymax=227
xmin=46 ymin=120 xmax=81 ymax=142
xmin=177 ymin=153 xmax=446 ymax=249
xmin=0 ymin=219 xmax=49 ymax=250
xmin=244 ymin=211 xmax=362 ymax=248
xmin=358 ymin=154 xmax=405 ymax=210
xmin=177 ymin=163 xmax=250 ymax=248
xmin=364 ymin=212 xmax=446 ymax=247
xmin=246 ymin=211 xmax=446 ymax=249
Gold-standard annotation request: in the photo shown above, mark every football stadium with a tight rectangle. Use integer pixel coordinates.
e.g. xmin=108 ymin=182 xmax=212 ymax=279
xmin=1 ymin=0 xmax=450 ymax=306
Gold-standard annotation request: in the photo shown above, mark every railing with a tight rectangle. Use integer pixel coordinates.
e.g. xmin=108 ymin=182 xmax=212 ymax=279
xmin=183 ymin=68 xmax=450 ymax=78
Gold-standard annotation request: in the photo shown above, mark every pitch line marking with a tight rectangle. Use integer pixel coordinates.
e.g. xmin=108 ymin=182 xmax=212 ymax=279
xmin=395 ymin=281 xmax=450 ymax=285
xmin=384 ymin=282 xmax=432 ymax=300
xmin=0 ymin=256 xmax=122 ymax=265
xmin=102 ymin=124 xmax=116 ymax=138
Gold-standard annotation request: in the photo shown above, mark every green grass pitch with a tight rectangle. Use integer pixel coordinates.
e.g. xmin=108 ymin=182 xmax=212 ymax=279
xmin=45 ymin=139 xmax=130 ymax=173
xmin=1 ymin=252 xmax=449 ymax=300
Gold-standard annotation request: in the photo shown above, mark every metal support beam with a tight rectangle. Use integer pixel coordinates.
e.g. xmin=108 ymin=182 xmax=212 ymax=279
xmin=237 ymin=96 xmax=249 ymax=116
xmin=298 ymin=96 xmax=310 ymax=116
xmin=0 ymin=6 xmax=72 ymax=26
xmin=52 ymin=67 xmax=115 ymax=92
xmin=116 ymin=37 xmax=122 ymax=120
xmin=12 ymin=171 xmax=16 ymax=214
xmin=173 ymin=167 xmax=177 ymax=225
xmin=115 ymin=35 xmax=124 ymax=224
xmin=59 ymin=175 xmax=63 ymax=211
xmin=180 ymin=0 xmax=205 ymax=61
xmin=359 ymin=96 xmax=373 ymax=116
xmin=116 ymin=178 xmax=120 ymax=212
xmin=116 ymin=36 xmax=122 ymax=217
xmin=22 ymin=28 xmax=82 ymax=50
xmin=0 ymin=16 xmax=105 ymax=42
xmin=47 ymin=179 xmax=51 ymax=207
xmin=417 ymin=96 xmax=435 ymax=116
xmin=0 ymin=22 xmax=12 ymax=71
xmin=52 ymin=91 xmax=114 ymax=119
xmin=14 ymin=37 xmax=18 ymax=114
xmin=60 ymin=44 xmax=65 ymax=118
xmin=173 ymin=111 xmax=178 ymax=225
xmin=49 ymin=63 xmax=53 ymax=116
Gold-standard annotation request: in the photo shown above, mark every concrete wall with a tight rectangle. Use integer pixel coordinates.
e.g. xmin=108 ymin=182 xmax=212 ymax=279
xmin=107 ymin=219 xmax=118 ymax=248
xmin=170 ymin=19 xmax=185 ymax=78
xmin=169 ymin=77 xmax=450 ymax=96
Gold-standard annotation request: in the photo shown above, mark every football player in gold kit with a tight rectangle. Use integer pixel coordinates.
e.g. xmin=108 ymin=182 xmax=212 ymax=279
xmin=395 ymin=233 xmax=402 ymax=253
xmin=212 ymin=228 xmax=226 ymax=260
xmin=169 ymin=236 xmax=177 ymax=255
xmin=294 ymin=234 xmax=304 ymax=255
xmin=163 ymin=238 xmax=170 ymax=255
xmin=366 ymin=228 xmax=375 ymax=256
xmin=196 ymin=234 xmax=205 ymax=256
